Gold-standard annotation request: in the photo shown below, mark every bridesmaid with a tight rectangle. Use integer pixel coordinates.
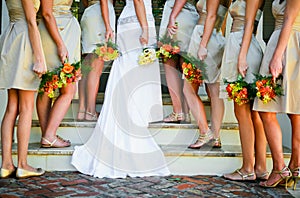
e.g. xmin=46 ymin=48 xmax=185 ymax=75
xmin=37 ymin=0 xmax=81 ymax=148
xmin=0 ymin=0 xmax=46 ymax=178
xmin=186 ymin=0 xmax=231 ymax=149
xmin=77 ymin=0 xmax=116 ymax=121
xmin=159 ymin=0 xmax=199 ymax=123
xmin=254 ymin=0 xmax=300 ymax=189
xmin=221 ymin=0 xmax=268 ymax=181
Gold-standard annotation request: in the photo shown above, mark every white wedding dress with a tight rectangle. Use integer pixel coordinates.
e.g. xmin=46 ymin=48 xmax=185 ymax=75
xmin=71 ymin=0 xmax=170 ymax=178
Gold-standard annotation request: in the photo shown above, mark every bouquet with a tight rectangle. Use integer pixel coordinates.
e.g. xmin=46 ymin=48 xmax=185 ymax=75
xmin=138 ymin=47 xmax=157 ymax=65
xmin=93 ymin=39 xmax=119 ymax=61
xmin=156 ymin=32 xmax=180 ymax=62
xmin=181 ymin=53 xmax=207 ymax=84
xmin=254 ymin=74 xmax=283 ymax=104
xmin=39 ymin=61 xmax=81 ymax=98
xmin=224 ymin=74 xmax=255 ymax=105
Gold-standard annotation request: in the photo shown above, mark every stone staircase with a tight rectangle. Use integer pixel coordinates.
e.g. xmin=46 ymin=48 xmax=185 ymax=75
xmin=1 ymin=92 xmax=292 ymax=176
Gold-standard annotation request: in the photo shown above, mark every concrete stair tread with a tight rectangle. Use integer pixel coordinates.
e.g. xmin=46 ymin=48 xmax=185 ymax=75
xmin=6 ymin=143 xmax=291 ymax=158
xmin=30 ymin=119 xmax=238 ymax=129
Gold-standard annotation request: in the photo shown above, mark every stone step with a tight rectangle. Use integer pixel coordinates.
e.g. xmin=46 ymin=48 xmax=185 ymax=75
xmin=26 ymin=120 xmax=241 ymax=146
xmin=1 ymin=143 xmax=291 ymax=175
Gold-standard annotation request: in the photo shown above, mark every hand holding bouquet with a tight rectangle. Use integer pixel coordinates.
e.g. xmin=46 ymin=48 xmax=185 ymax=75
xmin=224 ymin=74 xmax=254 ymax=105
xmin=138 ymin=47 xmax=157 ymax=65
xmin=39 ymin=61 xmax=81 ymax=98
xmin=156 ymin=32 xmax=180 ymax=62
xmin=94 ymin=39 xmax=119 ymax=62
xmin=181 ymin=53 xmax=207 ymax=84
xmin=254 ymin=74 xmax=283 ymax=104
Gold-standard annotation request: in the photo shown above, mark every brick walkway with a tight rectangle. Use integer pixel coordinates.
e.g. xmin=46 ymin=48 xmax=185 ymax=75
xmin=0 ymin=171 xmax=294 ymax=197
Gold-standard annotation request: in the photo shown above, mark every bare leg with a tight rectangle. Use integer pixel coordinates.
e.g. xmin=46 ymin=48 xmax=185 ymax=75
xmin=41 ymin=83 xmax=76 ymax=146
xmin=1 ymin=89 xmax=18 ymax=171
xmin=17 ymin=90 xmax=39 ymax=171
xmin=85 ymin=56 xmax=104 ymax=119
xmin=251 ymin=110 xmax=268 ymax=178
xmin=36 ymin=93 xmax=52 ymax=135
xmin=77 ymin=76 xmax=87 ymax=120
xmin=163 ymin=58 xmax=183 ymax=114
xmin=259 ymin=112 xmax=287 ymax=185
xmin=183 ymin=80 xmax=209 ymax=134
xmin=205 ymin=83 xmax=224 ymax=138
xmin=288 ymin=114 xmax=300 ymax=169
xmin=224 ymin=103 xmax=255 ymax=180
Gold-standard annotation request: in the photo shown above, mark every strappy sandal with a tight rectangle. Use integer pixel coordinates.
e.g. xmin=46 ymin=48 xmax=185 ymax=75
xmin=223 ymin=169 xmax=255 ymax=181
xmin=291 ymin=167 xmax=300 ymax=190
xmin=41 ymin=135 xmax=71 ymax=148
xmin=211 ymin=137 xmax=222 ymax=148
xmin=259 ymin=166 xmax=292 ymax=188
xmin=85 ymin=111 xmax=99 ymax=121
xmin=163 ymin=112 xmax=185 ymax=123
xmin=188 ymin=130 xmax=213 ymax=149
xmin=256 ymin=171 xmax=269 ymax=181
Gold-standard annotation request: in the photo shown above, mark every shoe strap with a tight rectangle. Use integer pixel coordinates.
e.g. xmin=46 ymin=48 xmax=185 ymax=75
xmin=273 ymin=166 xmax=292 ymax=178
xmin=236 ymin=169 xmax=255 ymax=180
xmin=291 ymin=167 xmax=300 ymax=176
xmin=42 ymin=137 xmax=57 ymax=146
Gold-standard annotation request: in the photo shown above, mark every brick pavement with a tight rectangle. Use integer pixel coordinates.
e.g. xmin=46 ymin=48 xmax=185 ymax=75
xmin=0 ymin=171 xmax=293 ymax=197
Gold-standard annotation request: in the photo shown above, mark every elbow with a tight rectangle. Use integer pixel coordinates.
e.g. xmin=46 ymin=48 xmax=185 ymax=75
xmin=41 ymin=11 xmax=54 ymax=23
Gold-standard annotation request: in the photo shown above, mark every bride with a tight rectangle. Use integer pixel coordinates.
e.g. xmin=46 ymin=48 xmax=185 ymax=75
xmin=71 ymin=0 xmax=170 ymax=178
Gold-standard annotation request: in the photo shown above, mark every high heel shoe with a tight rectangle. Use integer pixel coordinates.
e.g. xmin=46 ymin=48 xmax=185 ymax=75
xmin=16 ymin=168 xmax=45 ymax=179
xmin=259 ymin=166 xmax=292 ymax=188
xmin=211 ymin=137 xmax=222 ymax=148
xmin=0 ymin=167 xmax=16 ymax=178
xmin=291 ymin=167 xmax=300 ymax=190
xmin=188 ymin=130 xmax=213 ymax=149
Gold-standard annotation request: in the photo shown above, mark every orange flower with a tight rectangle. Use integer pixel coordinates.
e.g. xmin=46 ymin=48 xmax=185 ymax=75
xmin=162 ymin=44 xmax=172 ymax=52
xmin=107 ymin=47 xmax=114 ymax=54
xmin=187 ymin=63 xmax=193 ymax=69
xmin=62 ymin=63 xmax=74 ymax=74
xmin=99 ymin=46 xmax=107 ymax=54
xmin=52 ymin=75 xmax=59 ymax=82
xmin=172 ymin=46 xmax=180 ymax=54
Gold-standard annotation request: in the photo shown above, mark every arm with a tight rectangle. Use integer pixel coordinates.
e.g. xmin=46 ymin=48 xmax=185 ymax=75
xmin=41 ymin=0 xmax=68 ymax=63
xmin=100 ymin=0 xmax=114 ymax=41
xmin=82 ymin=0 xmax=88 ymax=8
xmin=167 ymin=0 xmax=187 ymax=36
xmin=198 ymin=0 xmax=220 ymax=60
xmin=133 ymin=0 xmax=148 ymax=46
xmin=21 ymin=0 xmax=47 ymax=76
xmin=269 ymin=0 xmax=300 ymax=80
xmin=237 ymin=0 xmax=263 ymax=77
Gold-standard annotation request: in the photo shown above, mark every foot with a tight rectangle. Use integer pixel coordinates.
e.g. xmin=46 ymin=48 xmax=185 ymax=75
xmin=85 ymin=111 xmax=99 ymax=121
xmin=183 ymin=113 xmax=191 ymax=124
xmin=212 ymin=137 xmax=222 ymax=148
xmin=163 ymin=112 xmax=185 ymax=123
xmin=77 ymin=110 xmax=85 ymax=121
xmin=259 ymin=166 xmax=291 ymax=188
xmin=188 ymin=130 xmax=213 ymax=149
xmin=41 ymin=135 xmax=71 ymax=148
xmin=223 ymin=169 xmax=256 ymax=181
xmin=16 ymin=167 xmax=45 ymax=179
xmin=256 ymin=171 xmax=269 ymax=181
xmin=0 ymin=166 xmax=16 ymax=178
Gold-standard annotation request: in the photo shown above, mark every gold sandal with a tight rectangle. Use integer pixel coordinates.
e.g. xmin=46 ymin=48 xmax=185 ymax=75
xmin=163 ymin=112 xmax=185 ymax=123
xmin=85 ymin=111 xmax=99 ymax=121
xmin=188 ymin=130 xmax=213 ymax=149
xmin=291 ymin=167 xmax=300 ymax=190
xmin=223 ymin=169 xmax=255 ymax=181
xmin=259 ymin=166 xmax=292 ymax=188
xmin=211 ymin=137 xmax=222 ymax=148
xmin=41 ymin=135 xmax=71 ymax=148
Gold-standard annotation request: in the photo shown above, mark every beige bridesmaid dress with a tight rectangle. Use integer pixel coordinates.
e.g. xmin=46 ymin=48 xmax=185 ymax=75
xmin=253 ymin=0 xmax=300 ymax=114
xmin=159 ymin=0 xmax=199 ymax=52
xmin=187 ymin=0 xmax=228 ymax=83
xmin=220 ymin=0 xmax=263 ymax=98
xmin=81 ymin=0 xmax=116 ymax=54
xmin=0 ymin=0 xmax=42 ymax=90
xmin=38 ymin=0 xmax=81 ymax=71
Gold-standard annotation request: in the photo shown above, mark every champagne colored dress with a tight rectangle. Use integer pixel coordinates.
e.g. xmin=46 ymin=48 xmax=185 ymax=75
xmin=72 ymin=0 xmax=170 ymax=178
xmin=253 ymin=0 xmax=300 ymax=114
xmin=220 ymin=0 xmax=263 ymax=98
xmin=38 ymin=0 xmax=80 ymax=71
xmin=187 ymin=0 xmax=228 ymax=83
xmin=0 ymin=0 xmax=42 ymax=90
xmin=159 ymin=0 xmax=199 ymax=52
xmin=81 ymin=0 xmax=116 ymax=54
